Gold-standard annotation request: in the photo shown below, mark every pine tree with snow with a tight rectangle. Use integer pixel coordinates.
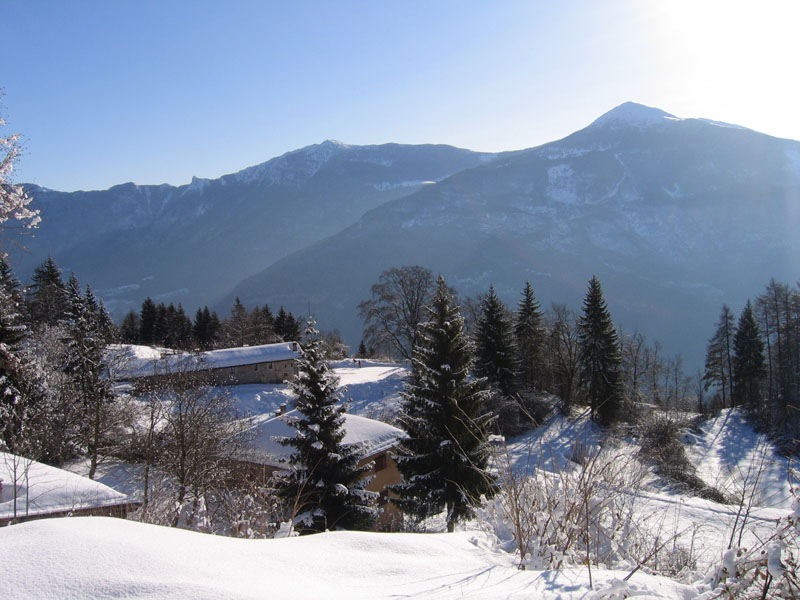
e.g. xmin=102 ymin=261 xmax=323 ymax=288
xmin=393 ymin=276 xmax=496 ymax=532
xmin=515 ymin=281 xmax=545 ymax=392
xmin=578 ymin=276 xmax=624 ymax=426
xmin=732 ymin=300 xmax=766 ymax=411
xmin=703 ymin=304 xmax=736 ymax=408
xmin=278 ymin=319 xmax=376 ymax=533
xmin=62 ymin=274 xmax=114 ymax=479
xmin=0 ymin=260 xmax=46 ymax=456
xmin=0 ymin=257 xmax=25 ymax=347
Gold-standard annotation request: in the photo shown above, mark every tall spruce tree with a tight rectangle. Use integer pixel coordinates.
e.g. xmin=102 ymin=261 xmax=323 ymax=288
xmin=732 ymin=301 xmax=766 ymax=411
xmin=63 ymin=274 xmax=114 ymax=479
xmin=578 ymin=276 xmax=624 ymax=425
xmin=393 ymin=276 xmax=496 ymax=532
xmin=26 ymin=256 xmax=68 ymax=326
xmin=515 ymin=281 xmax=545 ymax=392
xmin=474 ymin=285 xmax=517 ymax=396
xmin=703 ymin=304 xmax=736 ymax=408
xmin=139 ymin=298 xmax=157 ymax=345
xmin=278 ymin=319 xmax=376 ymax=533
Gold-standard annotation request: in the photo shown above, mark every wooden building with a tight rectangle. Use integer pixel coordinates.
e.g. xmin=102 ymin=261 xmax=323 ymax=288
xmin=112 ymin=342 xmax=301 ymax=386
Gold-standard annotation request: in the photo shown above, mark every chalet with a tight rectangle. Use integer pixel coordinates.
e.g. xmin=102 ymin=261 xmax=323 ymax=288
xmin=0 ymin=452 xmax=137 ymax=526
xmin=233 ymin=410 xmax=405 ymax=530
xmin=112 ymin=341 xmax=301 ymax=386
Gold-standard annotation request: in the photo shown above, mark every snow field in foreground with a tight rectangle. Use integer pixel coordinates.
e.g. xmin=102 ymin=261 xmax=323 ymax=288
xmin=1 ymin=516 xmax=699 ymax=600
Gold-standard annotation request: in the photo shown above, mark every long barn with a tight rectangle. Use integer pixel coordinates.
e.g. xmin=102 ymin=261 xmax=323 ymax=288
xmin=112 ymin=342 xmax=301 ymax=385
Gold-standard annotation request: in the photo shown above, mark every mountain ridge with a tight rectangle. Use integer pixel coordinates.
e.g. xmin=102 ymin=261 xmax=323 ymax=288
xmin=10 ymin=102 xmax=800 ymax=368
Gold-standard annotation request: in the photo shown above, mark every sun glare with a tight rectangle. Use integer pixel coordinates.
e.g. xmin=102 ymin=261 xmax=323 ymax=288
xmin=645 ymin=0 xmax=799 ymax=137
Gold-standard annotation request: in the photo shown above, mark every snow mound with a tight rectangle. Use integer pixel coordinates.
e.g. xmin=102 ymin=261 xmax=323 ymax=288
xmin=0 ymin=517 xmax=700 ymax=599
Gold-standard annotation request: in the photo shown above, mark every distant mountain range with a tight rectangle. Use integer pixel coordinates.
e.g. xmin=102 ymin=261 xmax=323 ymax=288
xmin=12 ymin=102 xmax=800 ymax=368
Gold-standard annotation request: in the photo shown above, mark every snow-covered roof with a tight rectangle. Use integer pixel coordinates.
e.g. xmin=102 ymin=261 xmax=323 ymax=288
xmin=202 ymin=343 xmax=300 ymax=369
xmin=0 ymin=452 xmax=132 ymax=520
xmin=237 ymin=411 xmax=405 ymax=467
xmin=109 ymin=342 xmax=300 ymax=380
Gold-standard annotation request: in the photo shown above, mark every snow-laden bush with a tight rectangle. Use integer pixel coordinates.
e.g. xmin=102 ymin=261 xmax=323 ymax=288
xmin=483 ymin=438 xmax=698 ymax=578
xmin=696 ymin=486 xmax=800 ymax=599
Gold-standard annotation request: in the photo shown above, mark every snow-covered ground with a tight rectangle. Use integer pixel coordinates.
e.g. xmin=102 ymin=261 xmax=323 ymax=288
xmin=3 ymin=363 xmax=798 ymax=599
xmin=683 ymin=408 xmax=796 ymax=510
xmin=1 ymin=517 xmax=699 ymax=599
xmin=228 ymin=359 xmax=407 ymax=421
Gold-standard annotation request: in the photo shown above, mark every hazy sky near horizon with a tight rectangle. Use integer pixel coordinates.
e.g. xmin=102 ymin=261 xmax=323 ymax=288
xmin=3 ymin=0 xmax=799 ymax=191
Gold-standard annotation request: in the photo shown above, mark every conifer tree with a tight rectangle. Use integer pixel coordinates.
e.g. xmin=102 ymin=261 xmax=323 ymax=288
xmin=278 ymin=319 xmax=376 ymax=533
xmin=578 ymin=276 xmax=624 ymax=425
xmin=139 ymin=298 xmax=157 ymax=345
xmin=732 ymin=301 xmax=766 ymax=411
xmin=515 ymin=281 xmax=545 ymax=391
xmin=0 ymin=257 xmax=25 ymax=347
xmin=225 ymin=297 xmax=251 ymax=347
xmin=474 ymin=285 xmax=516 ymax=396
xmin=26 ymin=256 xmax=68 ymax=326
xmin=703 ymin=304 xmax=735 ymax=408
xmin=275 ymin=306 xmax=301 ymax=342
xmin=119 ymin=311 xmax=140 ymax=344
xmin=63 ymin=275 xmax=114 ymax=479
xmin=0 ymin=259 xmax=46 ymax=456
xmin=393 ymin=276 xmax=496 ymax=532
xmin=251 ymin=304 xmax=277 ymax=345
xmin=193 ymin=307 xmax=217 ymax=349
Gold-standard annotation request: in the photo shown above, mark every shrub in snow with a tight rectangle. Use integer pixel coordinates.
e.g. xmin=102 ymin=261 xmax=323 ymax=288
xmin=699 ymin=488 xmax=800 ymax=599
xmin=483 ymin=436 xmax=699 ymax=577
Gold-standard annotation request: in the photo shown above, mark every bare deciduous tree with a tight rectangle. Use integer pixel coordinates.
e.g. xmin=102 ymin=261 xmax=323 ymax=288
xmin=358 ymin=265 xmax=436 ymax=360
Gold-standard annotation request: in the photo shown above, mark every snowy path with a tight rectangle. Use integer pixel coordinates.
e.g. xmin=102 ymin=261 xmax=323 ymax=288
xmin=683 ymin=409 xmax=796 ymax=510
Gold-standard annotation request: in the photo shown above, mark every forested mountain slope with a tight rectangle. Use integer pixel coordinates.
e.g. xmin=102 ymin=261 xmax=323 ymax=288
xmin=225 ymin=103 xmax=800 ymax=366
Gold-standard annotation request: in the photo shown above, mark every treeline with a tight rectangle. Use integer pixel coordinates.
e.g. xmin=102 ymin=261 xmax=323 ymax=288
xmin=703 ymin=279 xmax=800 ymax=448
xmin=118 ymin=297 xmax=302 ymax=350
xmin=359 ymin=266 xmax=696 ymax=437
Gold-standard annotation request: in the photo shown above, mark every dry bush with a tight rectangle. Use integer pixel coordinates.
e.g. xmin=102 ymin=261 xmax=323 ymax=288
xmin=702 ymin=481 xmax=800 ymax=599
xmin=640 ymin=414 xmax=730 ymax=504
xmin=484 ymin=434 xmax=698 ymax=578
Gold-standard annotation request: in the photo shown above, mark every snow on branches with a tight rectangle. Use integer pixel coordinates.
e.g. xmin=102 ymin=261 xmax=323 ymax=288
xmin=0 ymin=111 xmax=41 ymax=242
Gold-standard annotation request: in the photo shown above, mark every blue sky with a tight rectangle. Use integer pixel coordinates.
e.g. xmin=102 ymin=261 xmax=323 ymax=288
xmin=2 ymin=1 xmax=798 ymax=191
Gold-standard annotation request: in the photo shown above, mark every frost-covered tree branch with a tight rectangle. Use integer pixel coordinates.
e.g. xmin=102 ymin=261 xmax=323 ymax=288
xmin=0 ymin=106 xmax=41 ymax=246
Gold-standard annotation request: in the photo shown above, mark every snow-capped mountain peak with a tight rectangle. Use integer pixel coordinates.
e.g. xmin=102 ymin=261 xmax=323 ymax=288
xmin=588 ymin=101 xmax=676 ymax=130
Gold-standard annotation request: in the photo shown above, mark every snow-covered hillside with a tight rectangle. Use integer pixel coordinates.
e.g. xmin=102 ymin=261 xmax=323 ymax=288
xmin=5 ymin=364 xmax=798 ymax=599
